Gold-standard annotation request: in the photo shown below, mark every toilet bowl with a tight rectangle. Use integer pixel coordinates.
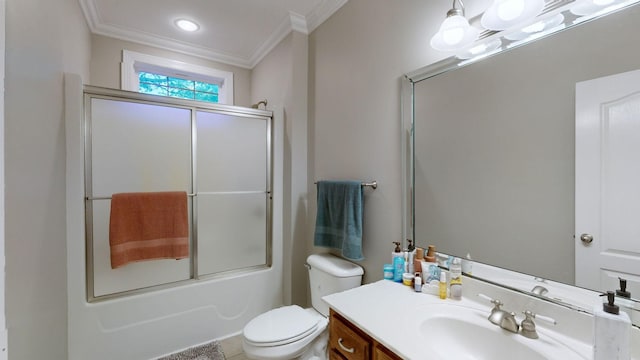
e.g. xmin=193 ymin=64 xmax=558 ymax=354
xmin=242 ymin=306 xmax=328 ymax=360
xmin=241 ymin=253 xmax=364 ymax=360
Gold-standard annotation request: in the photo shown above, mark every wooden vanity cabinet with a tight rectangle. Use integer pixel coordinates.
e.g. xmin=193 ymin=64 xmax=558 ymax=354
xmin=329 ymin=309 xmax=403 ymax=360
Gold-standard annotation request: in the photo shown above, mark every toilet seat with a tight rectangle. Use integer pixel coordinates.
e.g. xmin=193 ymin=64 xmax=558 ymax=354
xmin=243 ymin=305 xmax=322 ymax=347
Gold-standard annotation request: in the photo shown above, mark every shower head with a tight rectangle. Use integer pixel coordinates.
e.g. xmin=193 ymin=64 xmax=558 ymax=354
xmin=251 ymin=99 xmax=268 ymax=109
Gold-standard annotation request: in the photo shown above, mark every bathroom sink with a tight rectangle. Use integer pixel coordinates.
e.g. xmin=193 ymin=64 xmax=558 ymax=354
xmin=414 ymin=304 xmax=587 ymax=360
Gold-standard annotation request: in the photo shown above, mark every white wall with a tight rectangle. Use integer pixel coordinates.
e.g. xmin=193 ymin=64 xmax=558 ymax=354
xmin=4 ymin=0 xmax=91 ymax=359
xmin=308 ymin=0 xmax=452 ymax=284
xmin=251 ymin=31 xmax=311 ymax=306
xmin=90 ymin=34 xmax=253 ymax=107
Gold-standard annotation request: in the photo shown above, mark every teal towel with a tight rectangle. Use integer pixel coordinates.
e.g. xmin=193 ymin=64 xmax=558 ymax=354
xmin=314 ymin=180 xmax=364 ymax=261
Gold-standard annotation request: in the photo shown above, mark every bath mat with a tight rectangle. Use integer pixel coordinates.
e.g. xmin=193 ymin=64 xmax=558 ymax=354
xmin=158 ymin=341 xmax=226 ymax=360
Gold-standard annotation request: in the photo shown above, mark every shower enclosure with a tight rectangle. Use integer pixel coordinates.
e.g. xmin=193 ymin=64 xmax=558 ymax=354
xmin=65 ymin=75 xmax=284 ymax=359
xmin=84 ymin=86 xmax=273 ymax=300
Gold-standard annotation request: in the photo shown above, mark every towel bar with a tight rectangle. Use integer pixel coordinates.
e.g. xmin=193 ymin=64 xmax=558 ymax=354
xmin=314 ymin=180 xmax=377 ymax=189
xmin=86 ymin=193 xmax=196 ymax=201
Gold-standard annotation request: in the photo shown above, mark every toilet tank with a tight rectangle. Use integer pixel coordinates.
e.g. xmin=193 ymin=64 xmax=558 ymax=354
xmin=307 ymin=253 xmax=364 ymax=317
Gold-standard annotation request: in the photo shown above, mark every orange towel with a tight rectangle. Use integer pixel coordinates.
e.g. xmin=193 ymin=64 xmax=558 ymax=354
xmin=109 ymin=191 xmax=189 ymax=269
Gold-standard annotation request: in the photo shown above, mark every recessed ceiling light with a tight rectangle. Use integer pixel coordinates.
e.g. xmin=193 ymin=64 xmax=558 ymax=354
xmin=175 ymin=19 xmax=199 ymax=32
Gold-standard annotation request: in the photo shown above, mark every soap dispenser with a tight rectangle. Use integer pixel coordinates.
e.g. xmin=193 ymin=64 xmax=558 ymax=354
xmin=615 ymin=277 xmax=634 ymax=321
xmin=392 ymin=242 xmax=404 ymax=283
xmin=391 ymin=241 xmax=403 ymax=261
xmin=593 ymin=291 xmax=631 ymax=360
xmin=616 ymin=278 xmax=631 ymax=299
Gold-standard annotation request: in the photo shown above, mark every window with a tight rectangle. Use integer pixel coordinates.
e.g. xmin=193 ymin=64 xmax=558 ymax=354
xmin=138 ymin=72 xmax=220 ymax=103
xmin=121 ymin=50 xmax=234 ymax=105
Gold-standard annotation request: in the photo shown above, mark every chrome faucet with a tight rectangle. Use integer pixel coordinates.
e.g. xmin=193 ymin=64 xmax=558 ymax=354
xmin=499 ymin=311 xmax=520 ymax=333
xmin=520 ymin=310 xmax=556 ymax=339
xmin=531 ymin=285 xmax=549 ymax=296
xmin=479 ymin=294 xmax=557 ymax=338
xmin=479 ymin=294 xmax=519 ymax=333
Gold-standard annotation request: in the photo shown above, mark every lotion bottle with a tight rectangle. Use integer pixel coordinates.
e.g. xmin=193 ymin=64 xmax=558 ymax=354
xmin=438 ymin=272 xmax=447 ymax=300
xmin=391 ymin=241 xmax=403 ymax=262
xmin=393 ymin=252 xmax=405 ymax=283
xmin=449 ymin=257 xmax=462 ymax=300
xmin=593 ymin=291 xmax=631 ymax=360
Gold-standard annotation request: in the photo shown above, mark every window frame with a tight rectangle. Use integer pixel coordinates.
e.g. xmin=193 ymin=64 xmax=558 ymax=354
xmin=121 ymin=50 xmax=234 ymax=105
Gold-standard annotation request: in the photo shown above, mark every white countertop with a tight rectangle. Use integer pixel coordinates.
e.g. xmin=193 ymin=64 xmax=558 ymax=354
xmin=323 ymin=279 xmax=492 ymax=359
xmin=323 ymin=279 xmax=636 ymax=360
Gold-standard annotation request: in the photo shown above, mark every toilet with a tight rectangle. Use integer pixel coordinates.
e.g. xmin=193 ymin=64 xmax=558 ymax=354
xmin=242 ymin=253 xmax=364 ymax=360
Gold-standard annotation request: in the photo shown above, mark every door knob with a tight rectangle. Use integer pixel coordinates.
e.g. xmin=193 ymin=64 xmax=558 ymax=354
xmin=580 ymin=233 xmax=593 ymax=244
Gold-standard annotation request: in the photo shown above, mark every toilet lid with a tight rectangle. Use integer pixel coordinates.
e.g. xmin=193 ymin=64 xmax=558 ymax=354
xmin=244 ymin=305 xmax=320 ymax=346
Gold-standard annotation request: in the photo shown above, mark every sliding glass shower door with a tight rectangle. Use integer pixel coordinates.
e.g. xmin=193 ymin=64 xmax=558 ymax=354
xmin=84 ymin=88 xmax=272 ymax=301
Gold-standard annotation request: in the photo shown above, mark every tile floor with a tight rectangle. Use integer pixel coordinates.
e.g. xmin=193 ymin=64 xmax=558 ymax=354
xmin=219 ymin=334 xmax=249 ymax=360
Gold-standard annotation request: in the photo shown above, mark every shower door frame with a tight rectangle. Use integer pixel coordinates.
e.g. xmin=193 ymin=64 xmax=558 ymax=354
xmin=83 ymin=85 xmax=273 ymax=302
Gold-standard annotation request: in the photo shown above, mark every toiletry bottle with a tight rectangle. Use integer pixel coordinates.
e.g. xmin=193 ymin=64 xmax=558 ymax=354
xmin=383 ymin=264 xmax=394 ymax=280
xmin=407 ymin=244 xmax=415 ymax=274
xmin=594 ymin=291 xmax=631 ymax=360
xmin=439 ymin=271 xmax=447 ymax=300
xmin=404 ymin=251 xmax=409 ymax=274
xmin=461 ymin=253 xmax=473 ymax=275
xmin=414 ymin=247 xmax=424 ymax=273
xmin=391 ymin=241 xmax=403 ymax=263
xmin=615 ymin=277 xmax=634 ymax=319
xmin=425 ymin=245 xmax=436 ymax=263
xmin=449 ymin=257 xmax=462 ymax=300
xmin=393 ymin=252 xmax=405 ymax=283
xmin=421 ymin=244 xmax=437 ymax=284
xmin=616 ymin=278 xmax=631 ymax=299
xmin=414 ymin=273 xmax=422 ymax=292
xmin=407 ymin=239 xmax=415 ymax=252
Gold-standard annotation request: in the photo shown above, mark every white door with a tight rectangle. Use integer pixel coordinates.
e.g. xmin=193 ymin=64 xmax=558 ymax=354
xmin=575 ymin=69 xmax=640 ymax=297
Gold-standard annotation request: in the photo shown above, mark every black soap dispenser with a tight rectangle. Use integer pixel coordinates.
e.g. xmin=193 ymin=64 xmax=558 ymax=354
xmin=601 ymin=291 xmax=619 ymax=315
xmin=593 ymin=291 xmax=631 ymax=360
xmin=616 ymin=277 xmax=631 ymax=299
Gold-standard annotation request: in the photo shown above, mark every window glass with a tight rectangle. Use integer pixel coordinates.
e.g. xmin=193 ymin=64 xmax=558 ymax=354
xmin=138 ymin=71 xmax=219 ymax=103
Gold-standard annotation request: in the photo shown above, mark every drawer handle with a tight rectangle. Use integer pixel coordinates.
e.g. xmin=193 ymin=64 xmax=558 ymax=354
xmin=338 ymin=338 xmax=355 ymax=354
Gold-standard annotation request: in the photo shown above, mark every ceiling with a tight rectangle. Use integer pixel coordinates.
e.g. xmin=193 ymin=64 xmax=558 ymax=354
xmin=79 ymin=0 xmax=348 ymax=69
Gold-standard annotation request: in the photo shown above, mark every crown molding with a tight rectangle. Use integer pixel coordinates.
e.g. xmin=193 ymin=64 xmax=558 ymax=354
xmin=305 ymin=0 xmax=349 ymax=31
xmin=290 ymin=12 xmax=309 ymax=34
xmin=78 ymin=0 xmax=99 ymax=30
xmin=79 ymin=0 xmax=349 ymax=70
xmin=248 ymin=13 xmax=300 ymax=68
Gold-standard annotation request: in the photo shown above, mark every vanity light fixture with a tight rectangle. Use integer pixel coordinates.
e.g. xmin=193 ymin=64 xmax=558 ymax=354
xmin=570 ymin=0 xmax=621 ymax=15
xmin=175 ymin=19 xmax=199 ymax=32
xmin=430 ymin=0 xmax=480 ymax=52
xmin=504 ymin=13 xmax=565 ymax=41
xmin=481 ymin=0 xmax=545 ymax=30
xmin=456 ymin=39 xmax=503 ymax=59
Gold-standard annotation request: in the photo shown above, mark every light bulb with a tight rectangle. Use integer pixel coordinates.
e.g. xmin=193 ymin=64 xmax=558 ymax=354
xmin=431 ymin=9 xmax=479 ymax=52
xmin=441 ymin=15 xmax=469 ymax=45
xmin=469 ymin=44 xmax=489 ymax=55
xmin=175 ymin=19 xmax=199 ymax=32
xmin=481 ymin=0 xmax=544 ymax=31
xmin=522 ymin=20 xmax=545 ymax=33
xmin=497 ymin=0 xmax=526 ymax=21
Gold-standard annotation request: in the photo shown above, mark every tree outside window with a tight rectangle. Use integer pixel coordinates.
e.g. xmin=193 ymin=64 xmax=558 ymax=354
xmin=138 ymin=71 xmax=219 ymax=103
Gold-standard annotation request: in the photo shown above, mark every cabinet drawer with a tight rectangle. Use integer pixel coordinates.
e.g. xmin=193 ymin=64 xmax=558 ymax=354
xmin=329 ymin=349 xmax=347 ymax=360
xmin=374 ymin=345 xmax=403 ymax=360
xmin=330 ymin=313 xmax=371 ymax=360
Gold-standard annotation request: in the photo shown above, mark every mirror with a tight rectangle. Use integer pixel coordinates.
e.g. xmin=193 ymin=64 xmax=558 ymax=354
xmin=405 ymin=0 xmax=640 ymax=322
